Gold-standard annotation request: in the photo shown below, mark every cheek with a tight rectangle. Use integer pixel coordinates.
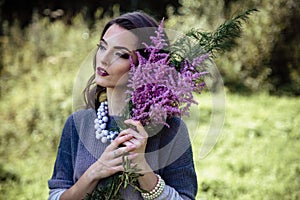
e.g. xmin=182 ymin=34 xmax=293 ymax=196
xmin=115 ymin=62 xmax=131 ymax=76
xmin=114 ymin=69 xmax=130 ymax=85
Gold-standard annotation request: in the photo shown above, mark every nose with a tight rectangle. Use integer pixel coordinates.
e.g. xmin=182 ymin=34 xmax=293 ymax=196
xmin=99 ymin=52 xmax=110 ymax=68
xmin=96 ymin=49 xmax=111 ymax=68
xmin=100 ymin=57 xmax=109 ymax=68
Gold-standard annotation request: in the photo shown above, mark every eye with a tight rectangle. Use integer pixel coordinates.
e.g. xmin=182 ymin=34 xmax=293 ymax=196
xmin=116 ymin=52 xmax=130 ymax=59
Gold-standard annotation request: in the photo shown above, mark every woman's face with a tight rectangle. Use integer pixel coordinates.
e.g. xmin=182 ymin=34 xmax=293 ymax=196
xmin=95 ymin=24 xmax=138 ymax=88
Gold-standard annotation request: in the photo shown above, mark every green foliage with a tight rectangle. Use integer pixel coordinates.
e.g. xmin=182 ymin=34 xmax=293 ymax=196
xmin=188 ymin=9 xmax=258 ymax=56
xmin=170 ymin=8 xmax=257 ymax=72
xmin=83 ymin=156 xmax=145 ymax=200
xmin=166 ymin=0 xmax=300 ymax=95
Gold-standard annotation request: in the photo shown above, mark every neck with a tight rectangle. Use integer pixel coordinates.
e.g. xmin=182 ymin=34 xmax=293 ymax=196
xmin=106 ymin=86 xmax=128 ymax=116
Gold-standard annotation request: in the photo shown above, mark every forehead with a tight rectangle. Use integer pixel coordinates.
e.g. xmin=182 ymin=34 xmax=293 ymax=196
xmin=102 ymin=24 xmax=138 ymax=50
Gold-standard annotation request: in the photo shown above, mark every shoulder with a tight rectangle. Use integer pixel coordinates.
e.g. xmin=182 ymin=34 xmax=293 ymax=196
xmin=67 ymin=108 xmax=96 ymax=133
xmin=72 ymin=108 xmax=95 ymax=120
xmin=61 ymin=108 xmax=95 ymax=127
xmin=66 ymin=108 xmax=95 ymax=126
xmin=61 ymin=108 xmax=95 ymax=136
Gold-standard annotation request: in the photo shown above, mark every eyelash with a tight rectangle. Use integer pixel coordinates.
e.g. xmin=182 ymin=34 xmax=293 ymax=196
xmin=117 ymin=53 xmax=130 ymax=59
xmin=97 ymin=43 xmax=106 ymax=50
xmin=96 ymin=43 xmax=130 ymax=59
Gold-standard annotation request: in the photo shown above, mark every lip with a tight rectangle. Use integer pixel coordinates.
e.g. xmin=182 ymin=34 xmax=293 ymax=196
xmin=97 ymin=67 xmax=109 ymax=76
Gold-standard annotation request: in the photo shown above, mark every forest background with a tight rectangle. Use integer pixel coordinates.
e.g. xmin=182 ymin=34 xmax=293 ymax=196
xmin=0 ymin=0 xmax=299 ymax=199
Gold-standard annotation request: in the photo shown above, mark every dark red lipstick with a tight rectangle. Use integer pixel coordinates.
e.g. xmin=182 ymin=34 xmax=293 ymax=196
xmin=97 ymin=67 xmax=109 ymax=76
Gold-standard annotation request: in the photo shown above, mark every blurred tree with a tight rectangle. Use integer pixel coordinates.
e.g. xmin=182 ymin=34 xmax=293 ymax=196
xmin=0 ymin=0 xmax=181 ymax=30
xmin=1 ymin=0 xmax=299 ymax=95
xmin=167 ymin=0 xmax=300 ymax=95
xmin=269 ymin=1 xmax=300 ymax=95
xmin=0 ymin=0 xmax=182 ymax=82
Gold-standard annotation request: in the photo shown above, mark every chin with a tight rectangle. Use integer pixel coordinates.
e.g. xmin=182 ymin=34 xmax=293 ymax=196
xmin=95 ymin=77 xmax=128 ymax=88
xmin=95 ymin=78 xmax=110 ymax=88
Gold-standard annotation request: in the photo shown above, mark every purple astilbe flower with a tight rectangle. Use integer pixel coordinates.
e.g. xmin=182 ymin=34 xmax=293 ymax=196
xmin=127 ymin=20 xmax=209 ymax=127
xmin=142 ymin=19 xmax=169 ymax=64
xmin=192 ymin=53 xmax=210 ymax=67
xmin=180 ymin=54 xmax=210 ymax=93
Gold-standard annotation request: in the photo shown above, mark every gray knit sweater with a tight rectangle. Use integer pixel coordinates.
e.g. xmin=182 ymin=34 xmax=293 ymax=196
xmin=48 ymin=109 xmax=198 ymax=200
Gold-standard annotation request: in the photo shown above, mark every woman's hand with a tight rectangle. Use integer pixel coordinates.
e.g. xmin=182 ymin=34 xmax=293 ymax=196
xmin=60 ymin=133 xmax=138 ymax=200
xmin=118 ymin=119 xmax=160 ymax=192
xmin=118 ymin=119 xmax=151 ymax=173
xmin=88 ymin=133 xmax=137 ymax=181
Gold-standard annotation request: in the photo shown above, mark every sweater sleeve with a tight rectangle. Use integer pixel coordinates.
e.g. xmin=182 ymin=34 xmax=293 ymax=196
xmin=48 ymin=188 xmax=66 ymax=200
xmin=48 ymin=114 xmax=78 ymax=198
xmin=156 ymin=117 xmax=198 ymax=200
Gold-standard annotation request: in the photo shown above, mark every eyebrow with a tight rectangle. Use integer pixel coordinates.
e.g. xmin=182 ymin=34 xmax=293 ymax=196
xmin=100 ymin=39 xmax=132 ymax=53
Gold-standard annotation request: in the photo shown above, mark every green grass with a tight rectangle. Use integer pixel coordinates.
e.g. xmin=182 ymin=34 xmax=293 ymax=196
xmin=1 ymin=92 xmax=299 ymax=199
xmin=0 ymin=14 xmax=299 ymax=200
xmin=190 ymin=93 xmax=300 ymax=200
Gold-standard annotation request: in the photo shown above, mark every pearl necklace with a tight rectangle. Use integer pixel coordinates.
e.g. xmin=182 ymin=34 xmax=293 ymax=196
xmin=94 ymin=101 xmax=119 ymax=143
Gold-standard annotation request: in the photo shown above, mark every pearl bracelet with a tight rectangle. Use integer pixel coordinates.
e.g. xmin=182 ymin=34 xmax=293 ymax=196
xmin=141 ymin=174 xmax=165 ymax=200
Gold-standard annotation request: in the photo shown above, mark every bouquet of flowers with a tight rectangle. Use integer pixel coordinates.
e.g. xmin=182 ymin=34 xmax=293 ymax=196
xmin=84 ymin=8 xmax=257 ymax=200
xmin=126 ymin=20 xmax=209 ymax=128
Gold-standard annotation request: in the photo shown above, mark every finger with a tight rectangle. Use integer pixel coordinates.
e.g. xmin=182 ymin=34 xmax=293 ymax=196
xmin=124 ymin=119 xmax=148 ymax=137
xmin=119 ymin=128 xmax=146 ymax=140
xmin=107 ymin=134 xmax=133 ymax=151
xmin=128 ymin=138 xmax=143 ymax=149
xmin=110 ymin=165 xmax=123 ymax=173
xmin=119 ymin=130 xmax=147 ymax=152
xmin=112 ymin=145 xmax=136 ymax=158
xmin=117 ymin=133 xmax=137 ymax=148
xmin=109 ymin=153 xmax=138 ymax=169
xmin=123 ymin=140 xmax=134 ymax=147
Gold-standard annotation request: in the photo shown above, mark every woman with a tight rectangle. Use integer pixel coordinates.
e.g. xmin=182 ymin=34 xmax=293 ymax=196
xmin=48 ymin=11 xmax=198 ymax=200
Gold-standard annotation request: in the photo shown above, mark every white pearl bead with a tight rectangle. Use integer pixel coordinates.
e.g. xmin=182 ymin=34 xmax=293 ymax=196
xmin=95 ymin=101 xmax=120 ymax=144
xmin=100 ymin=123 xmax=106 ymax=129
xmin=101 ymin=137 xmax=108 ymax=143
xmin=96 ymin=133 xmax=101 ymax=139
xmin=102 ymin=130 xmax=108 ymax=136
xmin=102 ymin=116 xmax=108 ymax=122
